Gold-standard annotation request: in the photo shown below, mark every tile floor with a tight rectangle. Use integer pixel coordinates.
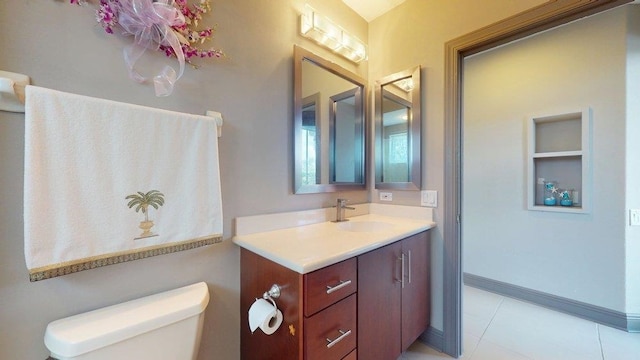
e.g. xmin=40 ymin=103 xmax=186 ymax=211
xmin=400 ymin=286 xmax=640 ymax=360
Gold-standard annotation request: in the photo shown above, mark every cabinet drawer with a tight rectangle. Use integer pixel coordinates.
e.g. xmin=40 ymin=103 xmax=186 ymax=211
xmin=304 ymin=294 xmax=357 ymax=360
xmin=343 ymin=349 xmax=356 ymax=360
xmin=304 ymin=258 xmax=357 ymax=316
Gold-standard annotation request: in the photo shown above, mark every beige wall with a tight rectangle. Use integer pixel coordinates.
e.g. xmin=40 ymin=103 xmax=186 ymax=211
xmin=368 ymin=0 xmax=546 ymax=330
xmin=626 ymin=5 xmax=640 ymax=315
xmin=0 ymin=0 xmax=548 ymax=358
xmin=0 ymin=1 xmax=366 ymax=358
xmin=463 ymin=6 xmax=630 ymax=312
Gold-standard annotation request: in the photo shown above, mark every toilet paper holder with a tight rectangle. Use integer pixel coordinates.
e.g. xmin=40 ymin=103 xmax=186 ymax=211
xmin=262 ymin=284 xmax=281 ymax=300
xmin=249 ymin=284 xmax=285 ymax=335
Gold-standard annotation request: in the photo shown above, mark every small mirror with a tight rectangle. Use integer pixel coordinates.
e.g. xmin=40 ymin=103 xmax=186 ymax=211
xmin=294 ymin=46 xmax=367 ymax=194
xmin=375 ymin=66 xmax=421 ymax=190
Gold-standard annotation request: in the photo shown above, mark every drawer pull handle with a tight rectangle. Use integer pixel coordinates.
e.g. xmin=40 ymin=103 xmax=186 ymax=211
xmin=326 ymin=329 xmax=352 ymax=348
xmin=326 ymin=280 xmax=352 ymax=294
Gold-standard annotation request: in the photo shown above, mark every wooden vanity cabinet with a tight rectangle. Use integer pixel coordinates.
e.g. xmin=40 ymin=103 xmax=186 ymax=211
xmin=241 ymin=249 xmax=304 ymax=360
xmin=241 ymin=249 xmax=357 ymax=360
xmin=240 ymin=230 xmax=430 ymax=360
xmin=357 ymin=231 xmax=431 ymax=359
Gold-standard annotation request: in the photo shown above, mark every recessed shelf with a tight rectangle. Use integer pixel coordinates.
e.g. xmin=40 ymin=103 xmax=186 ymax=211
xmin=533 ymin=150 xmax=583 ymax=158
xmin=529 ymin=205 xmax=586 ymax=213
xmin=527 ymin=108 xmax=591 ymax=213
xmin=534 ymin=115 xmax=582 ymax=152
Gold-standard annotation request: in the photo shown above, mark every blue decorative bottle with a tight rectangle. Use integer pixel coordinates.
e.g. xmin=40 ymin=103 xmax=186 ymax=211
xmin=543 ymin=181 xmax=557 ymax=206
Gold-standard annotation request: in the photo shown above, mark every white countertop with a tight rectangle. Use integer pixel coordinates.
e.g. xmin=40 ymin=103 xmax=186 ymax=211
xmin=233 ymin=205 xmax=436 ymax=274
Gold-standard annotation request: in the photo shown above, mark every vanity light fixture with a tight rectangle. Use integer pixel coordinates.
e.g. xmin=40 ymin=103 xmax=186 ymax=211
xmin=300 ymin=6 xmax=368 ymax=63
xmin=392 ymin=78 xmax=414 ymax=92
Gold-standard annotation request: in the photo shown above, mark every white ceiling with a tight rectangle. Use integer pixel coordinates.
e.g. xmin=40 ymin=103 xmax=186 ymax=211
xmin=341 ymin=0 xmax=407 ymax=22
xmin=345 ymin=0 xmax=639 ymax=21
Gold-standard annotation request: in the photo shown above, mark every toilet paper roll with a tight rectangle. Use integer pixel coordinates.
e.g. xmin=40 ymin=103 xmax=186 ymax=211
xmin=248 ymin=298 xmax=283 ymax=335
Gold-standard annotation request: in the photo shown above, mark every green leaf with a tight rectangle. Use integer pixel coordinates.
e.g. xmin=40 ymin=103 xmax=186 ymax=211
xmin=127 ymin=198 xmax=141 ymax=208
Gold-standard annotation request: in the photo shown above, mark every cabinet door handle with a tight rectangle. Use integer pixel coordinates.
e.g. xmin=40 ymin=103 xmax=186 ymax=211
xmin=326 ymin=329 xmax=352 ymax=348
xmin=397 ymin=253 xmax=406 ymax=288
xmin=326 ymin=280 xmax=352 ymax=294
xmin=408 ymin=250 xmax=412 ymax=284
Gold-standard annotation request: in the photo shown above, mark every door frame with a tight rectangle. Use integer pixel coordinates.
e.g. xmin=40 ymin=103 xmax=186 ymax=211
xmin=441 ymin=0 xmax=632 ymax=357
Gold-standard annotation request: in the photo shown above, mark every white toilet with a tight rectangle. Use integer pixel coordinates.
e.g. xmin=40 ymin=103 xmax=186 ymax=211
xmin=44 ymin=282 xmax=209 ymax=360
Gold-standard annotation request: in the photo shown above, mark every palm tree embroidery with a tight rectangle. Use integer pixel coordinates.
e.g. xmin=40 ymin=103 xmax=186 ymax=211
xmin=126 ymin=190 xmax=165 ymax=239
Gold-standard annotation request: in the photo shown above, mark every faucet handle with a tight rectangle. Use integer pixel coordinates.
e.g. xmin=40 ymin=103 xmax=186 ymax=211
xmin=337 ymin=198 xmax=355 ymax=210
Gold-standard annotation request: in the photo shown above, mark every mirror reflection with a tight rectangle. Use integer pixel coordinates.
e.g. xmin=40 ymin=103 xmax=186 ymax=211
xmin=301 ymin=93 xmax=320 ymax=185
xmin=294 ymin=46 xmax=366 ymax=194
xmin=381 ymin=84 xmax=411 ymax=182
xmin=329 ymin=87 xmax=363 ymax=183
xmin=375 ymin=67 xmax=421 ymax=190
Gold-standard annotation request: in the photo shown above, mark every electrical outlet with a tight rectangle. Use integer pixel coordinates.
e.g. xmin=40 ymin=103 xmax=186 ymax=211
xmin=630 ymin=209 xmax=640 ymax=226
xmin=421 ymin=190 xmax=437 ymax=207
xmin=380 ymin=192 xmax=393 ymax=201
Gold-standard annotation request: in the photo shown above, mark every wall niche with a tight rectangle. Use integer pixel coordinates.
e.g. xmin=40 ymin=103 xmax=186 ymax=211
xmin=527 ymin=108 xmax=591 ymax=213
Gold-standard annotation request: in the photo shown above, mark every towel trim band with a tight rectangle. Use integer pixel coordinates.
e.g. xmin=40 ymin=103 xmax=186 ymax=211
xmin=28 ymin=235 xmax=223 ymax=282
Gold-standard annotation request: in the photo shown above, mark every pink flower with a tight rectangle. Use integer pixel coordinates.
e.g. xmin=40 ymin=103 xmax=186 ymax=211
xmin=96 ymin=1 xmax=118 ymax=34
xmin=71 ymin=0 xmax=223 ymax=63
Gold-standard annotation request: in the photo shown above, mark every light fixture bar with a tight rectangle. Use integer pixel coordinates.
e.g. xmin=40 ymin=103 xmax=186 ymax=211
xmin=393 ymin=78 xmax=414 ymax=92
xmin=300 ymin=6 xmax=367 ymax=63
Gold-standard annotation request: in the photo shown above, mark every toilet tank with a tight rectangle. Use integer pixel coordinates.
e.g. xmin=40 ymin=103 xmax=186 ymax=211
xmin=45 ymin=282 xmax=209 ymax=360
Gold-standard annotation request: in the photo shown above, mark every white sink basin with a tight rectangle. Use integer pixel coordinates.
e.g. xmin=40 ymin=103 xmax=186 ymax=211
xmin=336 ymin=221 xmax=394 ymax=232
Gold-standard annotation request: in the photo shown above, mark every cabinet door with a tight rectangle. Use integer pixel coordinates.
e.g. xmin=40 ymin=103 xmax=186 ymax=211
xmin=357 ymin=241 xmax=402 ymax=360
xmin=401 ymin=231 xmax=431 ymax=350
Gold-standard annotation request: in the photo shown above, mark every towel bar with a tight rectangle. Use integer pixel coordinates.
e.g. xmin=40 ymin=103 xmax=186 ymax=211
xmin=0 ymin=70 xmax=30 ymax=113
xmin=1 ymin=72 xmax=225 ymax=136
xmin=206 ymin=110 xmax=224 ymax=137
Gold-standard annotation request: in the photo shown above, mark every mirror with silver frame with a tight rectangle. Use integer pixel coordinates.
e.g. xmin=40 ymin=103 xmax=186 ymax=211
xmin=375 ymin=66 xmax=421 ymax=190
xmin=294 ymin=45 xmax=367 ymax=194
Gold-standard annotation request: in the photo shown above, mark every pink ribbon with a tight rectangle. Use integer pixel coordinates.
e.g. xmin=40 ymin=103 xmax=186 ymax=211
xmin=117 ymin=0 xmax=186 ymax=96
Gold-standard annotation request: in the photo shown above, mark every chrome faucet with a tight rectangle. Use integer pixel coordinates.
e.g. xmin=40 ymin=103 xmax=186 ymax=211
xmin=334 ymin=198 xmax=355 ymax=222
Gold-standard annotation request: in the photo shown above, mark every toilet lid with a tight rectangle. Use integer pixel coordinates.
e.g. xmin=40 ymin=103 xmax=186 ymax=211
xmin=44 ymin=282 xmax=209 ymax=357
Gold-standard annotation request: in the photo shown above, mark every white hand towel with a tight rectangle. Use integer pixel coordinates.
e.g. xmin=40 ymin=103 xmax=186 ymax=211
xmin=24 ymin=86 xmax=223 ymax=274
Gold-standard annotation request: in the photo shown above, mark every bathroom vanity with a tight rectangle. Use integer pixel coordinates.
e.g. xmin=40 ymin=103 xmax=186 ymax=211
xmin=234 ymin=205 xmax=435 ymax=360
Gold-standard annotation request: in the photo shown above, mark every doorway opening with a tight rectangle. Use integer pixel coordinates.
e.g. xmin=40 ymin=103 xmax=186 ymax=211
xmin=441 ymin=0 xmax=632 ymax=357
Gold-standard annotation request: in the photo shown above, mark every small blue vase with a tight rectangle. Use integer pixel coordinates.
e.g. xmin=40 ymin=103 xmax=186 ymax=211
xmin=559 ymin=189 xmax=573 ymax=207
xmin=560 ymin=199 xmax=573 ymax=206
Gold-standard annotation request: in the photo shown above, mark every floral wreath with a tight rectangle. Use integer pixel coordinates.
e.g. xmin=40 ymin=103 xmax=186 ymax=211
xmin=70 ymin=0 xmax=224 ymax=96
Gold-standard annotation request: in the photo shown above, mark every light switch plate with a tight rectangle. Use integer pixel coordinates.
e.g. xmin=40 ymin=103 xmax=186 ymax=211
xmin=630 ymin=209 xmax=640 ymax=226
xmin=421 ymin=190 xmax=437 ymax=207
xmin=380 ymin=192 xmax=393 ymax=201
